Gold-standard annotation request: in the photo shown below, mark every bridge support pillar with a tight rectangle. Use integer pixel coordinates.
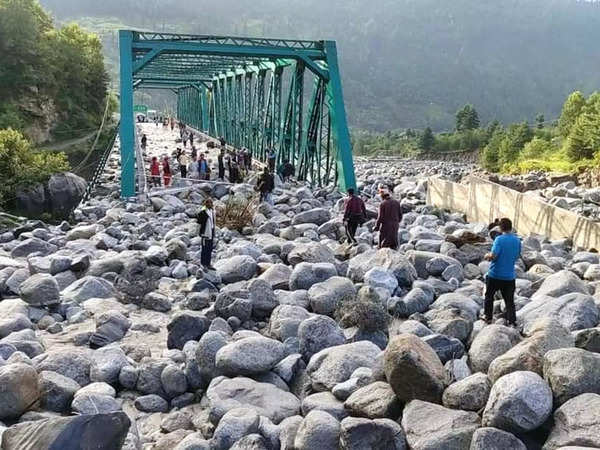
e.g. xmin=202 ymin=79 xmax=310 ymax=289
xmin=119 ymin=30 xmax=136 ymax=198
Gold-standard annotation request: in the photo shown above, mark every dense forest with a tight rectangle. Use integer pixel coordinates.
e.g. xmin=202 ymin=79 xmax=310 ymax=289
xmin=0 ymin=0 xmax=111 ymax=209
xmin=39 ymin=0 xmax=600 ymax=132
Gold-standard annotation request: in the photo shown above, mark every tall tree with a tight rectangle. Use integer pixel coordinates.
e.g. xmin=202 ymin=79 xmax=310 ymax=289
xmin=419 ymin=127 xmax=435 ymax=151
xmin=535 ymin=114 xmax=545 ymax=129
xmin=558 ymin=91 xmax=586 ymax=138
xmin=456 ymin=105 xmax=480 ymax=132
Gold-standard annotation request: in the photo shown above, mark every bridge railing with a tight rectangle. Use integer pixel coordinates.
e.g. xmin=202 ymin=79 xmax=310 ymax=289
xmin=78 ymin=121 xmax=120 ymax=206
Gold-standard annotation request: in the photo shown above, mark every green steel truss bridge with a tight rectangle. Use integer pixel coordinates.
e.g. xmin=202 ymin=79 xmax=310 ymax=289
xmin=118 ymin=30 xmax=356 ymax=197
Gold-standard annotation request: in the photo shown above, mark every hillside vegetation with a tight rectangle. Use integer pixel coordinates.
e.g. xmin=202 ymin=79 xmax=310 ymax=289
xmin=39 ymin=0 xmax=600 ymax=132
xmin=0 ymin=0 xmax=109 ymax=143
xmin=0 ymin=0 xmax=112 ymax=213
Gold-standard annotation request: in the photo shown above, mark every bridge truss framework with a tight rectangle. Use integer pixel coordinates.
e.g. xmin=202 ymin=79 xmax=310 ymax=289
xmin=119 ymin=30 xmax=356 ymax=197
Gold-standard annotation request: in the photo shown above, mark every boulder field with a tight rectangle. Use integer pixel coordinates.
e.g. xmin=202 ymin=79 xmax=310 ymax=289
xmin=1 ymin=148 xmax=600 ymax=449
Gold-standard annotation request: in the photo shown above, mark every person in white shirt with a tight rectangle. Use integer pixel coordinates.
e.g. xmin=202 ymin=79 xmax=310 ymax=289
xmin=197 ymin=198 xmax=216 ymax=270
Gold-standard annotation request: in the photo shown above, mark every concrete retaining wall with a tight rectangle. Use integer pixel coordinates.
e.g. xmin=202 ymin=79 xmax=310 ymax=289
xmin=427 ymin=175 xmax=600 ymax=250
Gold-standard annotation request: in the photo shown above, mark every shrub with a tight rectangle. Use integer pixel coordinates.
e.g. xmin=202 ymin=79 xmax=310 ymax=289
xmin=216 ymin=194 xmax=258 ymax=232
xmin=335 ymin=286 xmax=391 ymax=332
xmin=0 ymin=128 xmax=69 ymax=208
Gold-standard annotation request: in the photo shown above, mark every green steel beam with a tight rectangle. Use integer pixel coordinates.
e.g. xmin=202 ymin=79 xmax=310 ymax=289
xmin=323 ymin=40 xmax=355 ymax=190
xmin=119 ymin=30 xmax=135 ymax=198
xmin=120 ymin=30 xmax=355 ymax=191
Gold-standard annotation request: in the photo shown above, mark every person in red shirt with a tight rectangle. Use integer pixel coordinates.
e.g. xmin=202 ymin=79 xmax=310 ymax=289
xmin=150 ymin=156 xmax=161 ymax=187
xmin=162 ymin=156 xmax=171 ymax=187
xmin=375 ymin=189 xmax=402 ymax=249
xmin=343 ymin=188 xmax=366 ymax=245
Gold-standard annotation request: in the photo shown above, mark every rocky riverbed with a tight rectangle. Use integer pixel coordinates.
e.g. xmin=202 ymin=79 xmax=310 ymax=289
xmin=356 ymin=157 xmax=600 ymax=221
xmin=1 ymin=126 xmax=600 ymax=449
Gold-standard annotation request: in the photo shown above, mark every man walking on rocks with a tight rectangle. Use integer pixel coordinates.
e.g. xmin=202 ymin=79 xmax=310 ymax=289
xmin=343 ymin=188 xmax=366 ymax=245
xmin=197 ymin=198 xmax=216 ymax=270
xmin=257 ymin=167 xmax=275 ymax=205
xmin=484 ymin=217 xmax=521 ymax=326
xmin=375 ymin=189 xmax=402 ymax=250
xmin=218 ymin=148 xmax=225 ymax=180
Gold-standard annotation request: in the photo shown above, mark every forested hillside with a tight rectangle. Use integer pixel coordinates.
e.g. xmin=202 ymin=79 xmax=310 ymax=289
xmin=0 ymin=0 xmax=109 ymax=143
xmin=40 ymin=0 xmax=600 ymax=131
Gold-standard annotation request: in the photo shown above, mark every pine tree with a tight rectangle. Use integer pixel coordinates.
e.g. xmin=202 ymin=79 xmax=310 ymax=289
xmin=535 ymin=114 xmax=545 ymax=129
xmin=456 ymin=104 xmax=480 ymax=132
xmin=419 ymin=127 xmax=435 ymax=151
xmin=558 ymin=91 xmax=586 ymax=137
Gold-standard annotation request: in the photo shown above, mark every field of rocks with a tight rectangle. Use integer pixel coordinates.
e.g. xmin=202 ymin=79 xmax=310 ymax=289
xmin=1 ymin=126 xmax=600 ymax=449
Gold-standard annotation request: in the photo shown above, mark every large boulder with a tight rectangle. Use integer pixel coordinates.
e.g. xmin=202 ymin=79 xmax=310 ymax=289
xmin=401 ymin=400 xmax=480 ymax=450
xmin=19 ymin=273 xmax=60 ymax=307
xmin=292 ymin=208 xmax=331 ymax=226
xmin=468 ymin=325 xmax=521 ymax=373
xmin=543 ymin=347 xmax=600 ymax=405
xmin=405 ymin=250 xmax=461 ymax=279
xmin=34 ymin=349 xmax=92 ymax=386
xmin=470 ymin=427 xmax=526 ymax=450
xmin=0 ymin=412 xmax=130 ymax=450
xmin=166 ymin=311 xmax=209 ymax=350
xmin=215 ymin=255 xmax=257 ymax=284
xmin=532 ymin=270 xmax=589 ymax=299
xmin=339 ymin=417 xmax=407 ymax=450
xmin=482 ymin=371 xmax=553 ymax=433
xmin=307 ymin=341 xmax=382 ymax=391
xmin=0 ymin=363 xmax=39 ymax=419
xmin=543 ymin=393 xmax=600 ymax=450
xmin=517 ymin=292 xmax=600 ymax=334
xmin=289 ymin=262 xmax=337 ymax=291
xmin=287 ymin=242 xmax=336 ymax=266
xmin=298 ymin=315 xmax=345 ymax=361
xmin=347 ymin=249 xmax=416 ymax=287
xmin=39 ymin=370 xmax=80 ymax=412
xmin=258 ymin=263 xmax=292 ymax=290
xmin=308 ymin=276 xmax=357 ymax=315
xmin=269 ymin=305 xmax=311 ymax=341
xmin=442 ymin=372 xmax=491 ymax=411
xmin=47 ymin=172 xmax=87 ymax=217
xmin=61 ymin=276 xmax=118 ymax=303
xmin=215 ymin=336 xmax=286 ymax=375
xmin=212 ymin=407 xmax=260 ymax=450
xmin=206 ymin=376 xmax=301 ymax=424
xmin=384 ymin=334 xmax=445 ymax=403
xmin=344 ymin=381 xmax=401 ymax=419
xmin=488 ymin=318 xmax=574 ymax=382
xmin=294 ymin=410 xmax=340 ymax=450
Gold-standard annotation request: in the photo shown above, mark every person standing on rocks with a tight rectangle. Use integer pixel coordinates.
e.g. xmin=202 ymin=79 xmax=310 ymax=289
xmin=484 ymin=217 xmax=521 ymax=326
xmin=178 ymin=150 xmax=189 ymax=179
xmin=197 ymin=198 xmax=216 ymax=270
xmin=198 ymin=153 xmax=209 ymax=180
xmin=257 ymin=167 xmax=275 ymax=205
xmin=268 ymin=148 xmax=277 ymax=172
xmin=141 ymin=134 xmax=147 ymax=150
xmin=218 ymin=148 xmax=225 ymax=180
xmin=150 ymin=157 xmax=161 ymax=187
xmin=375 ymin=189 xmax=402 ymax=250
xmin=343 ymin=188 xmax=366 ymax=245
xmin=162 ymin=156 xmax=171 ymax=187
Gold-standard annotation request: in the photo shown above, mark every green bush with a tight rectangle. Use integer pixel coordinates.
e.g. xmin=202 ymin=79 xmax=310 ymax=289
xmin=0 ymin=128 xmax=69 ymax=207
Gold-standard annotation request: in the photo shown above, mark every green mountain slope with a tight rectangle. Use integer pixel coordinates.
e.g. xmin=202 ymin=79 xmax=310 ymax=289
xmin=39 ymin=0 xmax=600 ymax=131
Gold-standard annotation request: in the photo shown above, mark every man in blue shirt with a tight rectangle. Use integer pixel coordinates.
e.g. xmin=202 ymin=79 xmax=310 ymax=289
xmin=484 ymin=217 xmax=521 ymax=326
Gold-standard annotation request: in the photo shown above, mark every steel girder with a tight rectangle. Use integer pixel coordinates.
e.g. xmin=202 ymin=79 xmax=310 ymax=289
xmin=119 ymin=30 xmax=355 ymax=197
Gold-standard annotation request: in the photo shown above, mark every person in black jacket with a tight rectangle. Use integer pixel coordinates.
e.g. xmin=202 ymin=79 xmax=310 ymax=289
xmin=218 ymin=148 xmax=225 ymax=180
xmin=256 ymin=168 xmax=275 ymax=204
xmin=197 ymin=198 xmax=216 ymax=270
